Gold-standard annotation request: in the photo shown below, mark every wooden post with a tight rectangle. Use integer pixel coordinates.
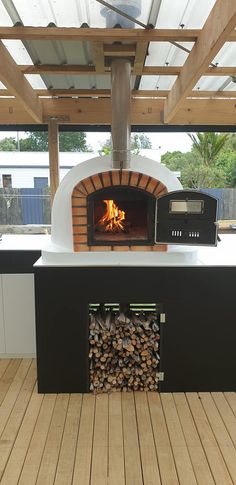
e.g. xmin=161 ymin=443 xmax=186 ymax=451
xmin=48 ymin=118 xmax=59 ymax=206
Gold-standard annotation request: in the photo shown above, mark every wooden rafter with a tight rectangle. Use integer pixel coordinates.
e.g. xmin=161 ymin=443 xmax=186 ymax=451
xmin=0 ymin=26 xmax=236 ymax=42
xmin=0 ymin=27 xmax=201 ymax=42
xmin=92 ymin=42 xmax=105 ymax=74
xmin=1 ymin=89 xmax=236 ymax=99
xmin=1 ymin=97 xmax=236 ymax=125
xmin=16 ymin=64 xmax=236 ymax=77
xmin=133 ymin=42 xmax=149 ymax=75
xmin=0 ymin=40 xmax=42 ymax=123
xmin=164 ymin=0 xmax=236 ymax=123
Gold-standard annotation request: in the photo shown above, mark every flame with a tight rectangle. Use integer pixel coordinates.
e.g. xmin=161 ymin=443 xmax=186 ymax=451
xmin=97 ymin=200 xmax=126 ymax=232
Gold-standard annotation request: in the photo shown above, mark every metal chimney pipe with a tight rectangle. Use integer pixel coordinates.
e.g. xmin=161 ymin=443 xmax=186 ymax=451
xmin=111 ymin=58 xmax=131 ymax=169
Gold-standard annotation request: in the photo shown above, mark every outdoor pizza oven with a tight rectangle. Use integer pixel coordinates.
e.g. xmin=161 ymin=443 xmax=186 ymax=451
xmin=43 ymin=58 xmax=218 ymax=262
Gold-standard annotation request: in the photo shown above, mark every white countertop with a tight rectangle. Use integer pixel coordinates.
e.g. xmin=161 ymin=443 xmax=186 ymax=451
xmin=0 ymin=234 xmax=50 ymax=251
xmin=0 ymin=234 xmax=235 ymax=267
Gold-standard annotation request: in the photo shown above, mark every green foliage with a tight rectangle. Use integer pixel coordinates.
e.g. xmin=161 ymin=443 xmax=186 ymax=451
xmin=0 ymin=137 xmax=17 ymax=151
xmin=98 ymin=133 xmax=152 ymax=155
xmin=19 ymin=131 xmax=91 ymax=152
xmin=188 ymin=132 xmax=229 ymax=166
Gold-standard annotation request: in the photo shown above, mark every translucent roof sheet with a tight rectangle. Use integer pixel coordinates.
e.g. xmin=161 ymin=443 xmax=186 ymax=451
xmin=0 ymin=0 xmax=235 ymax=96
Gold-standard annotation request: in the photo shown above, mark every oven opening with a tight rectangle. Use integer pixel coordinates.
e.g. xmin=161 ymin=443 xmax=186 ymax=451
xmin=88 ymin=186 xmax=155 ymax=245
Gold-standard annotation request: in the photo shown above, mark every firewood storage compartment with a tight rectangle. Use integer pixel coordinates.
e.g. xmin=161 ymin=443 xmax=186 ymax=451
xmin=89 ymin=302 xmax=161 ymax=392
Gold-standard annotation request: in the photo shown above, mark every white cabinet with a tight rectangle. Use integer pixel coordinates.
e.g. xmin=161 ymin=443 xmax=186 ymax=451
xmin=0 ymin=276 xmax=6 ymax=354
xmin=1 ymin=274 xmax=36 ymax=356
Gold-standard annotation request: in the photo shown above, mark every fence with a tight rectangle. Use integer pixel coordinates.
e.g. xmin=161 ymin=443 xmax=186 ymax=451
xmin=0 ymin=187 xmax=236 ymax=226
xmin=0 ymin=188 xmax=51 ymax=225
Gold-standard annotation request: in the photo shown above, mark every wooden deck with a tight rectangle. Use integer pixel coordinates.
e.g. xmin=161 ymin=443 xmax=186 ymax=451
xmin=0 ymin=359 xmax=236 ymax=485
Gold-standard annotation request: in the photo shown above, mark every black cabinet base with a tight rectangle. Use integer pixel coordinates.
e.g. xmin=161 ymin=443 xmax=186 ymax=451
xmin=34 ymin=266 xmax=236 ymax=393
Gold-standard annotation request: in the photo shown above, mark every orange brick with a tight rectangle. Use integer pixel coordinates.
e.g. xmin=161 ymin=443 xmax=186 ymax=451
xmin=138 ymin=174 xmax=150 ymax=190
xmin=130 ymin=246 xmax=153 ymax=251
xmin=72 ymin=197 xmax=87 ymax=207
xmin=152 ymin=244 xmax=168 ymax=252
xmin=73 ymin=216 xmax=87 ymax=226
xmin=111 ymin=171 xmax=120 ymax=185
xmin=129 ymin=172 xmax=139 ymax=187
xmin=121 ymin=170 xmax=130 ymax=185
xmin=146 ymin=178 xmax=159 ymax=194
xmin=113 ymin=246 xmax=130 ymax=251
xmin=72 ymin=207 xmax=80 ymax=216
xmin=157 ymin=188 xmax=168 ymax=198
xmin=75 ymin=183 xmax=88 ymax=196
xmin=73 ymin=234 xmax=88 ymax=243
xmin=75 ymin=207 xmax=87 ymax=216
xmin=102 ymin=172 xmax=111 ymax=187
xmin=153 ymin=183 xmax=167 ymax=196
xmin=73 ymin=225 xmax=87 ymax=235
xmin=74 ymin=244 xmax=90 ymax=252
xmin=92 ymin=174 xmax=103 ymax=190
xmin=72 ymin=216 xmax=87 ymax=225
xmin=90 ymin=246 xmax=112 ymax=251
xmin=82 ymin=177 xmax=94 ymax=194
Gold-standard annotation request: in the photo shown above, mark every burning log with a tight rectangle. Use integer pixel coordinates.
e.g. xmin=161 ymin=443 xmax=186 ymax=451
xmin=89 ymin=307 xmax=160 ymax=393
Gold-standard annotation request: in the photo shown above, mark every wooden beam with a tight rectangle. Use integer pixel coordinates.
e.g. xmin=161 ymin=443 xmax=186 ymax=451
xmin=133 ymin=42 xmax=149 ymax=75
xmin=92 ymin=42 xmax=105 ymax=74
xmin=164 ymin=0 xmax=236 ymax=123
xmin=18 ymin=64 xmax=236 ymax=76
xmin=104 ymin=44 xmax=136 ymax=56
xmin=2 ymin=88 xmax=236 ymax=99
xmin=48 ymin=118 xmax=59 ymax=206
xmin=0 ymin=27 xmax=201 ymax=42
xmin=1 ymin=97 xmax=236 ymax=125
xmin=0 ymin=40 xmax=42 ymax=123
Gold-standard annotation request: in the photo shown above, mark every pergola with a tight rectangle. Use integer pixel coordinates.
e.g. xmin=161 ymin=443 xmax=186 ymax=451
xmin=0 ymin=0 xmax=236 ymax=201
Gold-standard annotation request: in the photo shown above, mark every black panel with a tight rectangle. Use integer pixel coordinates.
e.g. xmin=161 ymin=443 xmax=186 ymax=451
xmin=0 ymin=250 xmax=41 ymax=273
xmin=156 ymin=190 xmax=218 ymax=246
xmin=35 ymin=266 xmax=236 ymax=393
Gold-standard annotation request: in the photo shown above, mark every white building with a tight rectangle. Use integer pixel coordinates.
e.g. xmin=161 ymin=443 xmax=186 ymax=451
xmin=0 ymin=149 xmax=165 ymax=189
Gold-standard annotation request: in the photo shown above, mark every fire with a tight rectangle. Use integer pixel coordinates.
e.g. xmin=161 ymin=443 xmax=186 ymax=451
xmin=98 ymin=199 xmax=126 ymax=232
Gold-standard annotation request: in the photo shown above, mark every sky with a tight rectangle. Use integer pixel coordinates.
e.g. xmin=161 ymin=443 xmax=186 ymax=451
xmin=0 ymin=130 xmax=193 ymax=155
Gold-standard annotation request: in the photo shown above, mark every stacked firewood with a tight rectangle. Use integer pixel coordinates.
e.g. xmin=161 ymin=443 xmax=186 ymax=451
xmin=89 ymin=305 xmax=160 ymax=393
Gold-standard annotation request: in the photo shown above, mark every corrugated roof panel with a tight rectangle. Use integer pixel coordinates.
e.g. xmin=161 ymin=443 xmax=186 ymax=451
xmin=24 ymin=74 xmax=47 ymax=89
xmin=0 ymin=2 xmax=13 ymax=25
xmin=146 ymin=41 xmax=192 ymax=68
xmin=212 ymin=42 xmax=236 ymax=67
xmin=2 ymin=40 xmax=33 ymax=64
xmin=7 ymin=0 xmax=153 ymax=28
xmin=156 ymin=0 xmax=216 ymax=28
xmin=139 ymin=75 xmax=177 ymax=91
xmin=24 ymin=39 xmax=93 ymax=65
xmin=34 ymin=73 xmax=110 ymax=90
xmin=194 ymin=76 xmax=232 ymax=91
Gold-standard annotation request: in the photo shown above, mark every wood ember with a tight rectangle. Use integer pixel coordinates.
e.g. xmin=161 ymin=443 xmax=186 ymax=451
xmin=89 ymin=305 xmax=160 ymax=393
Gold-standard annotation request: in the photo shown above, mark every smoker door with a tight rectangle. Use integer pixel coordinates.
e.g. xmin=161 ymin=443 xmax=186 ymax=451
xmin=155 ymin=190 xmax=218 ymax=246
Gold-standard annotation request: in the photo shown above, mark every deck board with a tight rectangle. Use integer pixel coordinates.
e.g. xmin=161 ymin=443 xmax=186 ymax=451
xmin=0 ymin=359 xmax=236 ymax=485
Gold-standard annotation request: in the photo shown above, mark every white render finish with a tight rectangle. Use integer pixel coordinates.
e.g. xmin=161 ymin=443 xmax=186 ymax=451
xmin=0 ymin=274 xmax=36 ymax=357
xmin=48 ymin=154 xmax=182 ymax=254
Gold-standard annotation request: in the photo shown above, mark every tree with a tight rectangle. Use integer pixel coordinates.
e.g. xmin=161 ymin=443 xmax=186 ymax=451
xmin=188 ymin=132 xmax=229 ymax=166
xmin=161 ymin=150 xmax=228 ymax=189
xmin=19 ymin=131 xmax=91 ymax=152
xmin=0 ymin=137 xmax=17 ymax=151
xmin=98 ymin=133 xmax=152 ymax=155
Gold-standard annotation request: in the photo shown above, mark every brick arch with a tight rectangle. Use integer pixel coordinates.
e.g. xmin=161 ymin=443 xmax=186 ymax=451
xmin=71 ymin=170 xmax=168 ymax=252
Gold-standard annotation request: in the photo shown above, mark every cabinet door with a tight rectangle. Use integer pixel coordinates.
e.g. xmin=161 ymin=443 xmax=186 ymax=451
xmin=2 ymin=274 xmax=36 ymax=355
xmin=0 ymin=276 xmax=6 ymax=354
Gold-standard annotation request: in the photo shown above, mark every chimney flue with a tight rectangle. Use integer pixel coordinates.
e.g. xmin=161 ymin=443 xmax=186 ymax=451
xmin=111 ymin=58 xmax=131 ymax=169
